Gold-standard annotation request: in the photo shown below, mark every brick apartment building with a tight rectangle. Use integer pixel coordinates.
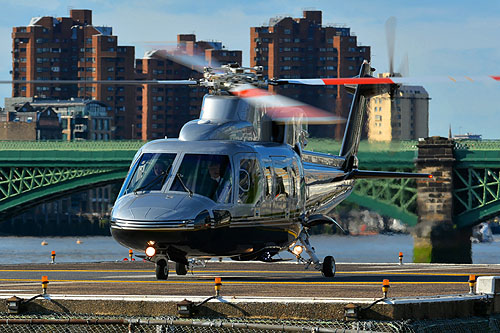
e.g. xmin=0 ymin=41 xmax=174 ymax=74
xmin=251 ymin=10 xmax=370 ymax=139
xmin=134 ymin=34 xmax=242 ymax=140
xmin=11 ymin=10 xmax=241 ymax=140
xmin=11 ymin=9 xmax=136 ymax=139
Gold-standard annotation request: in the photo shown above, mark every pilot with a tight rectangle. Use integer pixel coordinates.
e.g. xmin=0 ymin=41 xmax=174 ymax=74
xmin=207 ymin=160 xmax=231 ymax=202
xmin=153 ymin=160 xmax=167 ymax=177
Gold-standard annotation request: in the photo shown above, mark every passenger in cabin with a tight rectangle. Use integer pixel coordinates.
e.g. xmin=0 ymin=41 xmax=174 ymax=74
xmin=207 ymin=160 xmax=231 ymax=203
xmin=153 ymin=160 xmax=167 ymax=177
xmin=170 ymin=154 xmax=232 ymax=202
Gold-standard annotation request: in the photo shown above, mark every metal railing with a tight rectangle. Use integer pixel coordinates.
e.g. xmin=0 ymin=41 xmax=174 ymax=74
xmin=0 ymin=140 xmax=145 ymax=151
xmin=1 ymin=313 xmax=500 ymax=333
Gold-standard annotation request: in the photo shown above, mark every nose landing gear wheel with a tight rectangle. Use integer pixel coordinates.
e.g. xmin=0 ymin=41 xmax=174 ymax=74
xmin=321 ymin=256 xmax=335 ymax=278
xmin=155 ymin=259 xmax=169 ymax=280
xmin=175 ymin=262 xmax=188 ymax=275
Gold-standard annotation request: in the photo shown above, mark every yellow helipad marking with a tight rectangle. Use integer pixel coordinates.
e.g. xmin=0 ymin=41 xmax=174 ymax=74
xmin=0 ymin=278 xmax=467 ymax=286
xmin=0 ymin=269 xmax=153 ymax=273
xmin=0 ymin=269 xmax=475 ymax=277
xmin=339 ymin=271 xmax=472 ymax=277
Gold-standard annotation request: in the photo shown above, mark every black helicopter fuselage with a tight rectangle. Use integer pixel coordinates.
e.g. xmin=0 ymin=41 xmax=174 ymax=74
xmin=110 ymin=61 xmax=429 ymax=278
xmin=110 ymin=139 xmax=352 ymax=263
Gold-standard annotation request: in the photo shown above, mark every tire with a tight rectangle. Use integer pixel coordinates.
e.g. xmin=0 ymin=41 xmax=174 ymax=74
xmin=155 ymin=259 xmax=169 ymax=280
xmin=321 ymin=255 xmax=335 ymax=278
xmin=175 ymin=262 xmax=188 ymax=275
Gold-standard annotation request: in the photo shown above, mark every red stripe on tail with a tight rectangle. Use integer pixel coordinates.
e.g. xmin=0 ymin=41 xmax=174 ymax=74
xmin=322 ymin=78 xmax=395 ymax=85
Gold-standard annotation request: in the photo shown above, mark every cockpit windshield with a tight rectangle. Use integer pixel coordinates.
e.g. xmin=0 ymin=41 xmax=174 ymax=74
xmin=124 ymin=153 xmax=176 ymax=194
xmin=170 ymin=154 xmax=232 ymax=203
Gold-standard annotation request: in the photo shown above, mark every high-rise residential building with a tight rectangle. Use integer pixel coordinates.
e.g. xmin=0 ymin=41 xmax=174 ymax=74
xmin=135 ymin=34 xmax=242 ymax=140
xmin=250 ymin=10 xmax=370 ymax=139
xmin=11 ymin=9 xmax=136 ymax=139
xmin=367 ymin=73 xmax=429 ymax=141
xmin=11 ymin=11 xmax=242 ymax=141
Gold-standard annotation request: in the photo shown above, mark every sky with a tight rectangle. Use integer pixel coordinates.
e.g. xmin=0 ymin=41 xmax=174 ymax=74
xmin=0 ymin=0 xmax=499 ymax=138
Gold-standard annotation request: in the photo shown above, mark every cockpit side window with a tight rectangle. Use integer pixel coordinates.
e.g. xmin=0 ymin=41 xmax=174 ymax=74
xmin=170 ymin=154 xmax=232 ymax=203
xmin=124 ymin=153 xmax=176 ymax=194
xmin=237 ymin=156 xmax=262 ymax=205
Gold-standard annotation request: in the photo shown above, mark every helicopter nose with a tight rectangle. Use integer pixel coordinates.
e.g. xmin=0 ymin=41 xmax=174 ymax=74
xmin=112 ymin=192 xmax=214 ymax=222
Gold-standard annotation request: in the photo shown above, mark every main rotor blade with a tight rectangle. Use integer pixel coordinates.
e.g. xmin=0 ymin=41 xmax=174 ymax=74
xmin=275 ymin=76 xmax=500 ymax=86
xmin=385 ymin=16 xmax=397 ymax=76
xmin=230 ymin=84 xmax=345 ymax=125
xmin=153 ymin=49 xmax=223 ymax=73
xmin=398 ymin=53 xmax=410 ymax=77
xmin=0 ymin=80 xmax=198 ymax=85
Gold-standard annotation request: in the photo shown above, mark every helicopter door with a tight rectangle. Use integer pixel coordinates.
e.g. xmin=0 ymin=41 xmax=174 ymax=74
xmin=260 ymin=159 xmax=274 ymax=220
xmin=271 ymin=156 xmax=291 ymax=220
xmin=233 ymin=153 xmax=263 ymax=218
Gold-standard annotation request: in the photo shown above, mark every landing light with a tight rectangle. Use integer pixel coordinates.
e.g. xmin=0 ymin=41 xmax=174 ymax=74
xmin=292 ymin=245 xmax=304 ymax=256
xmin=145 ymin=246 xmax=156 ymax=257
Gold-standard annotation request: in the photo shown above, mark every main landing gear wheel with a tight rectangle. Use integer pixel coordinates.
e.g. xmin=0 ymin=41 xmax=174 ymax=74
xmin=175 ymin=262 xmax=188 ymax=275
xmin=155 ymin=259 xmax=169 ymax=280
xmin=321 ymin=256 xmax=336 ymax=278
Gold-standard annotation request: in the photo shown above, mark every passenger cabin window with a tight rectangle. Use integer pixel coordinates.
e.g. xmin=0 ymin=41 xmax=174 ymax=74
xmin=238 ymin=157 xmax=262 ymax=204
xmin=171 ymin=154 xmax=232 ymax=203
xmin=273 ymin=165 xmax=290 ymax=198
xmin=271 ymin=122 xmax=285 ymax=143
xmin=125 ymin=153 xmax=176 ymax=194
xmin=263 ymin=166 xmax=273 ymax=199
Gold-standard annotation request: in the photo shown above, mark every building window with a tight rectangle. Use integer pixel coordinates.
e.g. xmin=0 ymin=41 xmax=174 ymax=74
xmin=284 ymin=29 xmax=291 ymax=34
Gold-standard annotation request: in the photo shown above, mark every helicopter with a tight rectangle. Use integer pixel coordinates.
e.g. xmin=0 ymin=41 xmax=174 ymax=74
xmin=108 ymin=57 xmax=432 ymax=280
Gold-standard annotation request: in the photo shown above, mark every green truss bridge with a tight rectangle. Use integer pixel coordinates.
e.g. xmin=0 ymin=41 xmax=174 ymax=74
xmin=0 ymin=139 xmax=499 ymax=229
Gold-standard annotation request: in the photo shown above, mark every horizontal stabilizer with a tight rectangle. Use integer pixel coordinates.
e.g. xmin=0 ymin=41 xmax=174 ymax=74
xmin=348 ymin=169 xmax=432 ymax=179
xmin=302 ymin=214 xmax=347 ymax=234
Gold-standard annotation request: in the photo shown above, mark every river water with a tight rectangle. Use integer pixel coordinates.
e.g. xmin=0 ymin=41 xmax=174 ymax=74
xmin=1 ymin=234 xmax=500 ymax=265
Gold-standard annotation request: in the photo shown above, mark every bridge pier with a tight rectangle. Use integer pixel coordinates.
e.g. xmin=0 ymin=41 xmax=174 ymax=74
xmin=413 ymin=137 xmax=472 ymax=263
